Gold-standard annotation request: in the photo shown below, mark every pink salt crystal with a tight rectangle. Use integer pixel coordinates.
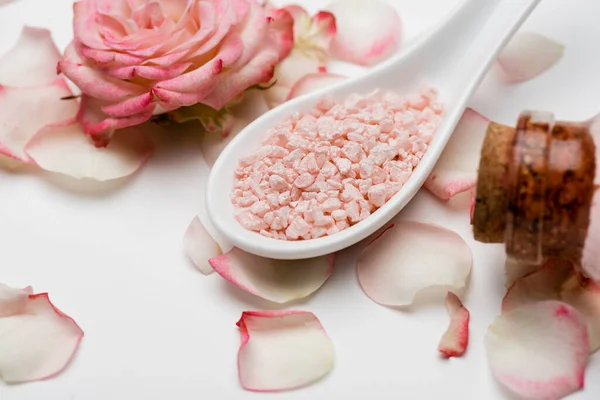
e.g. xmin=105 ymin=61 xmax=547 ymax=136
xmin=315 ymin=215 xmax=334 ymax=227
xmin=334 ymin=158 xmax=352 ymax=175
xmin=238 ymin=194 xmax=258 ymax=207
xmin=342 ymin=142 xmax=364 ymax=162
xmin=321 ymin=198 xmax=342 ymax=213
xmin=379 ymin=119 xmax=394 ymax=133
xmin=359 ymin=159 xmax=374 ymax=178
xmin=341 ymin=183 xmax=363 ymax=202
xmin=316 ymin=95 xmax=335 ymax=112
xmin=315 ymin=153 xmax=327 ymax=168
xmin=302 ymin=192 xmax=318 ymax=200
xmin=290 ymin=187 xmax=302 ymax=201
xmin=326 ymin=179 xmax=342 ymax=190
xmin=368 ymin=184 xmax=387 ymax=207
xmin=369 ymin=144 xmax=397 ymax=166
xmin=269 ymin=175 xmax=288 ymax=190
xmin=311 ymin=227 xmax=328 ymax=238
xmin=266 ymin=193 xmax=279 ymax=207
xmin=278 ymin=192 xmax=291 ymax=206
xmin=336 ymin=220 xmax=349 ymax=230
xmin=250 ymin=200 xmax=270 ymax=217
xmin=345 ymin=201 xmax=360 ymax=223
xmin=295 ymin=116 xmax=317 ymax=135
xmin=327 ymin=226 xmax=340 ymax=236
xmin=331 ymin=209 xmax=347 ymax=221
xmin=264 ymin=212 xmax=275 ymax=225
xmin=372 ymin=166 xmax=387 ymax=185
xmin=347 ymin=131 xmax=365 ymax=142
xmin=357 ymin=199 xmax=372 ymax=220
xmin=240 ymin=146 xmax=271 ymax=166
xmin=259 ymin=229 xmax=273 ymax=238
xmin=302 ymin=153 xmax=320 ymax=174
xmin=270 ymin=217 xmax=283 ymax=230
xmin=358 ymin=179 xmax=372 ymax=196
xmin=316 ymin=192 xmax=328 ymax=203
xmin=408 ymin=94 xmax=428 ymax=110
xmin=286 ymin=216 xmax=311 ymax=239
xmin=294 ymin=173 xmax=316 ymax=188
xmin=238 ymin=212 xmax=268 ymax=231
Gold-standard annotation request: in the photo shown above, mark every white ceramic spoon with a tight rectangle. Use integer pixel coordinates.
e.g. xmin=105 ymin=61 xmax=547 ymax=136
xmin=206 ymin=0 xmax=541 ymax=260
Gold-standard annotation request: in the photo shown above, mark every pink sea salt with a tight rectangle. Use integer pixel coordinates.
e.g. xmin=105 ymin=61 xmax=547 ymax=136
xmin=231 ymin=88 xmax=444 ymax=240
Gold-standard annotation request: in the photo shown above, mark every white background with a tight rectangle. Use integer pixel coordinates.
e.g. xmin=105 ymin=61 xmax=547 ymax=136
xmin=1 ymin=0 xmax=600 ymax=399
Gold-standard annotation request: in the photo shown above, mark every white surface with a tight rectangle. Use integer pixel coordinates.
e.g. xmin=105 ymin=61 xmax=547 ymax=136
xmin=206 ymin=0 xmax=540 ymax=260
xmin=1 ymin=0 xmax=600 ymax=399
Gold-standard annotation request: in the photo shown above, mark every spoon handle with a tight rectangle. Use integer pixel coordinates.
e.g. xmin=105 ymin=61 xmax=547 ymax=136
xmin=432 ymin=0 xmax=543 ymax=94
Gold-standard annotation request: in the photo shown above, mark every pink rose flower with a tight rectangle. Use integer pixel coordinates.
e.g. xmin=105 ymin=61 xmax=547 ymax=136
xmin=58 ymin=0 xmax=294 ymax=146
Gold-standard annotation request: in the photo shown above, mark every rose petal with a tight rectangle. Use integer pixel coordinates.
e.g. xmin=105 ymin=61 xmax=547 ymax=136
xmin=183 ymin=216 xmax=222 ymax=275
xmin=209 ymin=248 xmax=335 ymax=304
xmin=438 ymin=292 xmax=470 ymax=358
xmin=201 ymin=6 xmax=294 ymax=110
xmin=264 ymin=50 xmax=324 ymax=108
xmin=0 ymin=79 xmax=78 ymax=162
xmin=25 ymin=119 xmax=154 ymax=181
xmin=0 ymin=283 xmax=31 ymax=317
xmin=498 ymin=32 xmax=564 ymax=83
xmin=502 ymin=259 xmax=574 ymax=314
xmin=0 ymin=26 xmax=62 ymax=87
xmin=424 ymin=108 xmax=489 ymax=201
xmin=485 ymin=301 xmax=588 ymax=400
xmin=503 ymin=259 xmax=600 ymax=353
xmin=357 ymin=222 xmax=472 ymax=307
xmin=262 ymin=5 xmax=337 ymax=109
xmin=77 ymin=95 xmax=155 ymax=146
xmin=236 ymin=310 xmax=334 ymax=392
xmin=0 ymin=291 xmax=83 ymax=383
xmin=58 ymin=43 xmax=145 ymax=102
xmin=560 ymin=277 xmax=600 ymax=353
xmin=326 ymin=0 xmax=401 ymax=66
xmin=286 ymin=73 xmax=347 ymax=101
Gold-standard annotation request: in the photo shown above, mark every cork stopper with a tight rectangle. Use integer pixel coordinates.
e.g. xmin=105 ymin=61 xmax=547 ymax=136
xmin=472 ymin=122 xmax=516 ymax=243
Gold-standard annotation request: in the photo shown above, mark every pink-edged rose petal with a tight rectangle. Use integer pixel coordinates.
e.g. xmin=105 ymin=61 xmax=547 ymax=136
xmin=183 ymin=216 xmax=222 ymax=275
xmin=0 ymin=80 xmax=78 ymax=162
xmin=502 ymin=259 xmax=573 ymax=314
xmin=236 ymin=311 xmax=334 ymax=392
xmin=560 ymin=278 xmax=600 ymax=353
xmin=485 ymin=301 xmax=588 ymax=400
xmin=498 ymin=32 xmax=564 ymax=83
xmin=25 ymin=119 xmax=154 ymax=181
xmin=438 ymin=292 xmax=470 ymax=358
xmin=263 ymin=5 xmax=337 ymax=108
xmin=0 ymin=26 xmax=62 ymax=87
xmin=286 ymin=73 xmax=347 ymax=101
xmin=326 ymin=0 xmax=401 ymax=66
xmin=209 ymin=248 xmax=335 ymax=304
xmin=503 ymin=259 xmax=600 ymax=353
xmin=357 ymin=222 xmax=472 ymax=307
xmin=0 ymin=289 xmax=83 ymax=383
xmin=0 ymin=283 xmax=32 ymax=317
xmin=425 ymin=108 xmax=489 ymax=201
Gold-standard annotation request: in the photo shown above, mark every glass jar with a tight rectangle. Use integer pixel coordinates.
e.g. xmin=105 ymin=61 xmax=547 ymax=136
xmin=472 ymin=110 xmax=600 ymax=279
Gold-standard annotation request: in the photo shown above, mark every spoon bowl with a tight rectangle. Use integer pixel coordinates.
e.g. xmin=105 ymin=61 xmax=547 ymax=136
xmin=206 ymin=0 xmax=541 ymax=260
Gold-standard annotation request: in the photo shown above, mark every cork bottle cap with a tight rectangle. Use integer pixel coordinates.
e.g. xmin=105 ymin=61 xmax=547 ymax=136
xmin=472 ymin=122 xmax=516 ymax=243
